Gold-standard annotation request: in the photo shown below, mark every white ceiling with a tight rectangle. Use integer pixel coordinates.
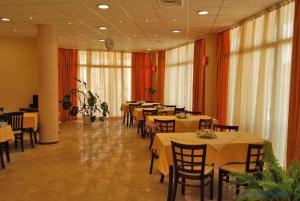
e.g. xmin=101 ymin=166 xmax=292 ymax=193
xmin=0 ymin=0 xmax=281 ymax=51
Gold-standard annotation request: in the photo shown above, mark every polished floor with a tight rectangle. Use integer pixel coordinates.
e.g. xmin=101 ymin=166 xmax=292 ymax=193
xmin=0 ymin=118 xmax=235 ymax=201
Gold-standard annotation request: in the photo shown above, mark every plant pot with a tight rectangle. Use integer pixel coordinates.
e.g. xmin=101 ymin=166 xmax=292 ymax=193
xmin=83 ymin=115 xmax=92 ymax=125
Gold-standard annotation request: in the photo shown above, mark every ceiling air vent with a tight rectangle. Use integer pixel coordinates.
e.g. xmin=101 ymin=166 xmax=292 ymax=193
xmin=159 ymin=0 xmax=182 ymax=7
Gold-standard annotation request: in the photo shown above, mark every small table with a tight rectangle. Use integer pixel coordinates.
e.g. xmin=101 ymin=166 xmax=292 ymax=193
xmin=0 ymin=125 xmax=15 ymax=143
xmin=133 ymin=107 xmax=175 ymax=121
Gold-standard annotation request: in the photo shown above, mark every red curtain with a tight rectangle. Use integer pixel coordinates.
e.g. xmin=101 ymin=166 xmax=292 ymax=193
xmin=216 ymin=31 xmax=230 ymax=124
xmin=58 ymin=48 xmax=78 ymax=122
xmin=192 ymin=39 xmax=206 ymax=113
xmin=131 ymin=52 xmax=152 ymax=101
xmin=287 ymin=0 xmax=300 ymax=166
xmin=156 ymin=51 xmax=166 ymax=103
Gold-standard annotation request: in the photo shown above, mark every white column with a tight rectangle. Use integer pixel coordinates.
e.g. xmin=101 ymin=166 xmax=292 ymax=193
xmin=37 ymin=24 xmax=59 ymax=144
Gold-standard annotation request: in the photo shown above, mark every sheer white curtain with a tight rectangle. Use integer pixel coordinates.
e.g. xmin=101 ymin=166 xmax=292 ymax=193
xmin=164 ymin=43 xmax=194 ymax=110
xmin=78 ymin=50 xmax=131 ymax=117
xmin=227 ymin=2 xmax=294 ymax=166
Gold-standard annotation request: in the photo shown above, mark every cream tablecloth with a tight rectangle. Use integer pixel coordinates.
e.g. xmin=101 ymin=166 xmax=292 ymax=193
xmin=151 ymin=132 xmax=264 ymax=176
xmin=146 ymin=115 xmax=216 ymax=133
xmin=133 ymin=108 xmax=175 ymax=121
xmin=120 ymin=103 xmax=161 ymax=114
xmin=23 ymin=112 xmax=38 ymax=131
xmin=0 ymin=125 xmax=15 ymax=143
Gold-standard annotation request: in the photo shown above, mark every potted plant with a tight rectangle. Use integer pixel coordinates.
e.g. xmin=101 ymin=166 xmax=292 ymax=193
xmin=232 ymin=142 xmax=300 ymax=201
xmin=61 ymin=78 xmax=109 ymax=125
xmin=148 ymin=87 xmax=157 ymax=101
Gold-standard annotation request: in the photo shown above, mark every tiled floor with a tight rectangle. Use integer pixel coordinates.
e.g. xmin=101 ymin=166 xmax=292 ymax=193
xmin=0 ymin=118 xmax=235 ymax=201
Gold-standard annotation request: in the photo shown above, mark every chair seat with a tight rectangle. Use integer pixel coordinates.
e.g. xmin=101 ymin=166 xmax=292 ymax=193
xmin=219 ymin=163 xmax=246 ymax=173
xmin=13 ymin=130 xmax=22 ymax=135
xmin=178 ymin=165 xmax=214 ymax=177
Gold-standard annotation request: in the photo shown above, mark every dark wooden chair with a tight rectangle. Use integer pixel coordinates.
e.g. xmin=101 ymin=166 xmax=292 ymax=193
xmin=149 ymin=119 xmax=175 ymax=180
xmin=163 ymin=105 xmax=176 ymax=108
xmin=218 ymin=143 xmax=265 ymax=201
xmin=199 ymin=118 xmax=213 ymax=130
xmin=213 ymin=124 xmax=239 ymax=132
xmin=185 ymin=110 xmax=202 ymax=115
xmin=0 ymin=107 xmax=3 ymax=113
xmin=19 ymin=108 xmax=36 ymax=148
xmin=171 ymin=141 xmax=214 ymax=201
xmin=141 ymin=109 xmax=158 ymax=138
xmin=175 ymin=107 xmax=185 ymax=114
xmin=126 ymin=101 xmax=137 ymax=103
xmin=123 ymin=101 xmax=137 ymax=125
xmin=158 ymin=111 xmax=168 ymax=116
xmin=6 ymin=112 xmax=24 ymax=152
xmin=141 ymin=104 xmax=154 ymax=108
xmin=127 ymin=103 xmax=140 ymax=127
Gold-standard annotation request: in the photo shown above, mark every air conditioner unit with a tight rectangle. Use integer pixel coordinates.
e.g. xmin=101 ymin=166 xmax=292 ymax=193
xmin=159 ymin=0 xmax=182 ymax=7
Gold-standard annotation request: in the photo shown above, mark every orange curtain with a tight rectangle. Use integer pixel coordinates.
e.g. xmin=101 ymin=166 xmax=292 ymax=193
xmin=156 ymin=51 xmax=166 ymax=103
xmin=216 ymin=31 xmax=230 ymax=124
xmin=131 ymin=52 xmax=152 ymax=101
xmin=287 ymin=0 xmax=300 ymax=166
xmin=192 ymin=39 xmax=205 ymax=113
xmin=58 ymin=48 xmax=78 ymax=122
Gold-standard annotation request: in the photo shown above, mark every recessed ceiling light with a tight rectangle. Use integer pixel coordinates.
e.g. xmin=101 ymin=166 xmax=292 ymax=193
xmin=13 ymin=29 xmax=17 ymax=32
xmin=29 ymin=16 xmax=33 ymax=20
xmin=172 ymin=30 xmax=180 ymax=33
xmin=1 ymin=17 xmax=11 ymax=22
xmin=98 ymin=39 xmax=105 ymax=42
xmin=172 ymin=18 xmax=176 ymax=22
xmin=197 ymin=10 xmax=208 ymax=15
xmin=154 ymin=34 xmax=158 ymax=37
xmin=97 ymin=4 xmax=109 ymax=9
xmin=119 ymin=20 xmax=123 ymax=23
xmin=145 ymin=19 xmax=149 ymax=23
xmin=133 ymin=34 xmax=137 ymax=37
xmin=98 ymin=26 xmax=107 ymax=30
xmin=68 ymin=22 xmax=72 ymax=25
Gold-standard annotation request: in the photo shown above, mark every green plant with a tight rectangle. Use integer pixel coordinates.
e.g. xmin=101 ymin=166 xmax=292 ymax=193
xmin=61 ymin=78 xmax=109 ymax=123
xmin=232 ymin=142 xmax=300 ymax=201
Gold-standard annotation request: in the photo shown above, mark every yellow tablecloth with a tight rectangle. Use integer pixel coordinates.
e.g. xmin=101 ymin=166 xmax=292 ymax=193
xmin=120 ymin=103 xmax=161 ymax=114
xmin=146 ymin=115 xmax=216 ymax=133
xmin=0 ymin=125 xmax=15 ymax=143
xmin=23 ymin=112 xmax=38 ymax=131
xmin=151 ymin=132 xmax=264 ymax=176
xmin=133 ymin=108 xmax=175 ymax=121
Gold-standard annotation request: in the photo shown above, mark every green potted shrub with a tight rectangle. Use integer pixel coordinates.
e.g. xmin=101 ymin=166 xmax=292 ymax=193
xmin=61 ymin=78 xmax=109 ymax=125
xmin=232 ymin=142 xmax=300 ymax=201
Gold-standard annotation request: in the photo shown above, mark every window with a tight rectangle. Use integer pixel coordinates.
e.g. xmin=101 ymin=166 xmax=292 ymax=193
xmin=227 ymin=2 xmax=294 ymax=166
xmin=164 ymin=43 xmax=194 ymax=110
xmin=78 ymin=50 xmax=131 ymax=116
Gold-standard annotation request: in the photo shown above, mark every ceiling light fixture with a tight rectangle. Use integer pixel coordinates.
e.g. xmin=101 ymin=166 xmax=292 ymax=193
xmin=98 ymin=39 xmax=105 ymax=42
xmin=154 ymin=34 xmax=158 ymax=37
xmin=145 ymin=19 xmax=149 ymax=23
xmin=29 ymin=16 xmax=33 ymax=20
xmin=172 ymin=30 xmax=180 ymax=33
xmin=147 ymin=48 xmax=152 ymax=51
xmin=13 ymin=29 xmax=17 ymax=32
xmin=68 ymin=22 xmax=72 ymax=25
xmin=98 ymin=26 xmax=107 ymax=30
xmin=197 ymin=10 xmax=208 ymax=15
xmin=97 ymin=4 xmax=109 ymax=9
xmin=1 ymin=17 xmax=11 ymax=22
xmin=172 ymin=18 xmax=176 ymax=22
xmin=119 ymin=20 xmax=123 ymax=23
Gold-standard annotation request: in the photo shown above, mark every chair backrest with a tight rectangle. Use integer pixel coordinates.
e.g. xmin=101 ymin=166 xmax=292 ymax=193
xmin=246 ymin=144 xmax=264 ymax=173
xmin=126 ymin=100 xmax=137 ymax=103
xmin=129 ymin=103 xmax=140 ymax=113
xmin=6 ymin=112 xmax=24 ymax=131
xmin=143 ymin=109 xmax=158 ymax=121
xmin=213 ymin=124 xmax=239 ymax=132
xmin=158 ymin=111 xmax=168 ymax=116
xmin=142 ymin=105 xmax=153 ymax=108
xmin=171 ymin=141 xmax=207 ymax=176
xmin=199 ymin=118 xmax=213 ymax=130
xmin=0 ymin=114 xmax=9 ymax=122
xmin=0 ymin=107 xmax=3 ymax=112
xmin=185 ymin=110 xmax=202 ymax=115
xmin=163 ymin=105 xmax=176 ymax=108
xmin=154 ymin=119 xmax=175 ymax=133
xmin=175 ymin=107 xmax=185 ymax=114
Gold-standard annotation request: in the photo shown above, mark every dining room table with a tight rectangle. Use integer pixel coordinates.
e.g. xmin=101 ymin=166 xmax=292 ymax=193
xmin=0 ymin=125 xmax=15 ymax=144
xmin=120 ymin=102 xmax=161 ymax=115
xmin=151 ymin=131 xmax=265 ymax=201
xmin=133 ymin=107 xmax=175 ymax=121
xmin=146 ymin=115 xmax=217 ymax=133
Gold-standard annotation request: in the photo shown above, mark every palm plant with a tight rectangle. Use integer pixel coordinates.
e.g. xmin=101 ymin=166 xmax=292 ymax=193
xmin=61 ymin=78 xmax=109 ymax=123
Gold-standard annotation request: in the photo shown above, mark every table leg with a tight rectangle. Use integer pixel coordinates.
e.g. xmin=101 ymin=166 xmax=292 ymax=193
xmin=167 ymin=165 xmax=173 ymax=201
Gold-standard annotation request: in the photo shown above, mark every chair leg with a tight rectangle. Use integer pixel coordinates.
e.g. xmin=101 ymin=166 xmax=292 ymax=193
xmin=181 ymin=178 xmax=186 ymax=195
xmin=0 ymin=144 xmax=5 ymax=169
xmin=160 ymin=174 xmax=165 ymax=183
xmin=149 ymin=134 xmax=154 ymax=149
xmin=236 ymin=184 xmax=240 ymax=195
xmin=34 ymin=131 xmax=38 ymax=144
xmin=29 ymin=130 xmax=34 ymax=148
xmin=171 ymin=175 xmax=178 ymax=201
xmin=5 ymin=141 xmax=10 ymax=162
xmin=149 ymin=153 xmax=155 ymax=174
xmin=210 ymin=172 xmax=214 ymax=200
xmin=218 ymin=170 xmax=223 ymax=201
xmin=123 ymin=114 xmax=126 ymax=125
xmin=200 ymin=179 xmax=205 ymax=201
xmin=14 ymin=138 xmax=18 ymax=149
xmin=20 ymin=134 xmax=24 ymax=152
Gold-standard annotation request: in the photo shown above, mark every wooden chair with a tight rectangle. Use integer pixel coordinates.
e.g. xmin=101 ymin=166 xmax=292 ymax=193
xmin=175 ymin=107 xmax=185 ymax=114
xmin=141 ymin=109 xmax=158 ymax=138
xmin=218 ymin=143 xmax=265 ymax=201
xmin=213 ymin=124 xmax=239 ymax=132
xmin=126 ymin=101 xmax=137 ymax=103
xmin=199 ymin=118 xmax=213 ymax=130
xmin=149 ymin=119 xmax=175 ymax=179
xmin=123 ymin=101 xmax=137 ymax=125
xmin=141 ymin=104 xmax=153 ymax=108
xmin=0 ymin=107 xmax=3 ymax=113
xmin=163 ymin=105 xmax=176 ymax=108
xmin=158 ymin=111 xmax=168 ymax=116
xmin=171 ymin=141 xmax=214 ymax=201
xmin=6 ymin=112 xmax=24 ymax=152
xmin=127 ymin=103 xmax=140 ymax=127
xmin=185 ymin=110 xmax=202 ymax=115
